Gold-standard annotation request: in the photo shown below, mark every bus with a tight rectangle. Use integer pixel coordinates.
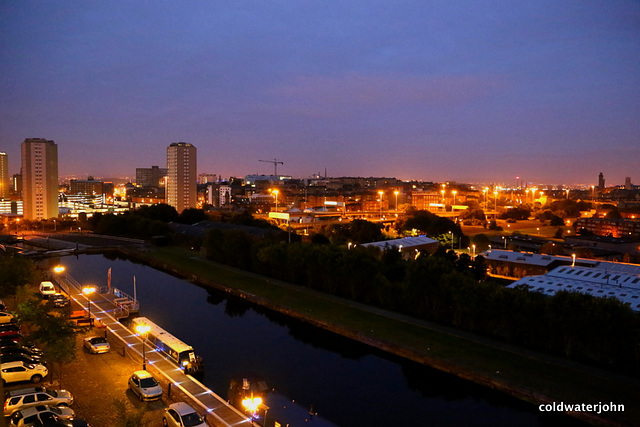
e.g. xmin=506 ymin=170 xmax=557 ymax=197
xmin=131 ymin=317 xmax=204 ymax=375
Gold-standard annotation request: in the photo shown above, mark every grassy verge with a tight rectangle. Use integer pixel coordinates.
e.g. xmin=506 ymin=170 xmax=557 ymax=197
xmin=130 ymin=246 xmax=639 ymax=426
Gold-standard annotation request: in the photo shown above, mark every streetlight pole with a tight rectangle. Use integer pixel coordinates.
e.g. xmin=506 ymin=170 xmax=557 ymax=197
xmin=378 ymin=191 xmax=384 ymax=219
xmin=136 ymin=324 xmax=151 ymax=370
xmin=394 ymin=191 xmax=399 ymax=211
xmin=82 ymin=286 xmax=97 ymax=328
xmin=273 ymin=189 xmax=279 ymax=212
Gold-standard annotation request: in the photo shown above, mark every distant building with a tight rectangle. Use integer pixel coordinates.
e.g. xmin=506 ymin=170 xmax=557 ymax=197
xmin=508 ymin=263 xmax=640 ymax=312
xmin=12 ymin=174 xmax=22 ymax=197
xmin=21 ymin=138 xmax=59 ymax=220
xmin=69 ymin=178 xmax=104 ymax=195
xmin=198 ymin=173 xmax=217 ymax=184
xmin=166 ymin=142 xmax=197 ymax=213
xmin=598 ymin=172 xmax=605 ymax=190
xmin=0 ymin=152 xmax=8 ymax=199
xmin=625 ymin=177 xmax=632 ymax=190
xmin=410 ymin=191 xmax=441 ymax=211
xmin=136 ymin=165 xmax=167 ymax=189
xmin=576 ymin=217 xmax=640 ymax=239
xmin=361 ymin=236 xmax=439 ymax=257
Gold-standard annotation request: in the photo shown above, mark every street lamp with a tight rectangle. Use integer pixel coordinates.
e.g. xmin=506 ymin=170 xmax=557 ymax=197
xmin=273 ymin=189 xmax=279 ymax=212
xmin=472 ymin=244 xmax=476 ymax=258
xmin=82 ymin=286 xmax=97 ymax=327
xmin=53 ymin=265 xmax=65 ymax=275
xmin=242 ymin=395 xmax=263 ymax=425
xmin=378 ymin=191 xmax=384 ymax=219
xmin=452 ymin=190 xmax=457 ymax=206
xmin=135 ymin=324 xmax=151 ymax=370
xmin=394 ymin=190 xmax=399 ymax=211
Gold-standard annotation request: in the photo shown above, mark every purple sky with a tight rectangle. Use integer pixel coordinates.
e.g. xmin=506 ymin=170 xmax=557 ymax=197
xmin=1 ymin=1 xmax=639 ymax=186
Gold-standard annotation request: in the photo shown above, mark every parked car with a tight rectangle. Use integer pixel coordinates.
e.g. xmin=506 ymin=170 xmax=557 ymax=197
xmin=3 ymin=388 xmax=73 ymax=417
xmin=4 ymin=387 xmax=47 ymax=400
xmin=0 ymin=341 xmax=40 ymax=355
xmin=82 ymin=337 xmax=109 ymax=354
xmin=0 ymin=324 xmax=21 ymax=337
xmin=163 ymin=402 xmax=206 ymax=427
xmin=9 ymin=405 xmax=75 ymax=426
xmin=0 ymin=333 xmax=24 ymax=342
xmin=1 ymin=345 xmax=43 ymax=360
xmin=128 ymin=370 xmax=162 ymax=401
xmin=39 ymin=282 xmax=56 ymax=299
xmin=1 ymin=361 xmax=48 ymax=387
xmin=0 ymin=311 xmax=15 ymax=324
xmin=50 ymin=294 xmax=69 ymax=308
xmin=32 ymin=413 xmax=91 ymax=427
xmin=1 ymin=354 xmax=43 ymax=366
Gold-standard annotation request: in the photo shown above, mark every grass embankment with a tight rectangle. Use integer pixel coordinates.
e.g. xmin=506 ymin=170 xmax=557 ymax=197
xmin=129 ymin=246 xmax=639 ymax=426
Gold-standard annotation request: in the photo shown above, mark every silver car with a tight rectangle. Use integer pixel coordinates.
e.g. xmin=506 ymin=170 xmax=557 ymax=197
xmin=162 ymin=402 xmax=206 ymax=427
xmin=83 ymin=336 xmax=110 ymax=354
xmin=10 ymin=404 xmax=75 ymax=426
xmin=128 ymin=370 xmax=162 ymax=401
xmin=3 ymin=389 xmax=73 ymax=417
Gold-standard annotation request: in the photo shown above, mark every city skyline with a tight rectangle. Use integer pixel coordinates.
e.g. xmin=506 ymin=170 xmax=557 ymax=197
xmin=1 ymin=1 xmax=639 ymax=185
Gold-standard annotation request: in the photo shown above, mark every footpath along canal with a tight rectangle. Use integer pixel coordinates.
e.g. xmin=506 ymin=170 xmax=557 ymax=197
xmin=54 ymin=253 xmax=590 ymax=427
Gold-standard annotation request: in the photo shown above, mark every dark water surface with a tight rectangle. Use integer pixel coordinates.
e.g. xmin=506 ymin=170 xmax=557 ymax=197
xmin=59 ymin=254 xmax=581 ymax=427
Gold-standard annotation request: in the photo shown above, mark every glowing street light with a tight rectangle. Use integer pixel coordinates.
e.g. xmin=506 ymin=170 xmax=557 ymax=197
xmin=82 ymin=286 xmax=97 ymax=327
xmin=452 ymin=190 xmax=457 ymax=206
xmin=378 ymin=191 xmax=384 ymax=219
xmin=53 ymin=265 xmax=65 ymax=275
xmin=272 ymin=189 xmax=279 ymax=211
xmin=135 ymin=323 xmax=151 ymax=370
xmin=394 ymin=190 xmax=399 ymax=211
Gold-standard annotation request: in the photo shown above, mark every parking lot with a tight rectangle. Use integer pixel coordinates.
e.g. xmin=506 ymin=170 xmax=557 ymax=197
xmin=2 ymin=294 xmax=210 ymax=427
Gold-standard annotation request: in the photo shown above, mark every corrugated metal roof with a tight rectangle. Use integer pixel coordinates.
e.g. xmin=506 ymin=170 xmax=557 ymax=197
xmin=508 ymin=265 xmax=640 ymax=311
xmin=361 ymin=235 xmax=438 ymax=250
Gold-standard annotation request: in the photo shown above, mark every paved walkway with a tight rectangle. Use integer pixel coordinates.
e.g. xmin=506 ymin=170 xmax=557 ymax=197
xmin=57 ymin=273 xmax=251 ymax=427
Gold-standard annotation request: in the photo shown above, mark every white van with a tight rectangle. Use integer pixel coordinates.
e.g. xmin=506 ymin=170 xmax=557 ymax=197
xmin=39 ymin=281 xmax=56 ymax=298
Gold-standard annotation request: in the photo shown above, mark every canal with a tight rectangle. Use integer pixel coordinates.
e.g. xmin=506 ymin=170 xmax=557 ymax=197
xmin=59 ymin=254 xmax=581 ymax=427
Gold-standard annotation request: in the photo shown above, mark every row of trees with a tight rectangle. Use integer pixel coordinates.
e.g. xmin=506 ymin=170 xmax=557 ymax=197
xmin=0 ymin=252 xmax=77 ymax=385
xmin=201 ymin=229 xmax=640 ymax=372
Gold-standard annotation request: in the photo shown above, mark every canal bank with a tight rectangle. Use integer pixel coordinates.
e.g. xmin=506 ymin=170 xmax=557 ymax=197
xmin=112 ymin=246 xmax=637 ymax=426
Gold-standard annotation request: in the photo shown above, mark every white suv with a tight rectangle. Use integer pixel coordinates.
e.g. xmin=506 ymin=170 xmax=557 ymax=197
xmin=1 ymin=361 xmax=48 ymax=385
xmin=3 ymin=388 xmax=74 ymax=417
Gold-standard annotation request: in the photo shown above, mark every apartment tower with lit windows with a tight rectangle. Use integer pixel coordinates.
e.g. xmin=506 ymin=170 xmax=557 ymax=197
xmin=0 ymin=152 xmax=9 ymax=199
xmin=166 ymin=142 xmax=197 ymax=213
xmin=21 ymin=138 xmax=59 ymax=220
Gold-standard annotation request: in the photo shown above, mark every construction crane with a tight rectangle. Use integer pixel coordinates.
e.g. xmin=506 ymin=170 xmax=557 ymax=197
xmin=259 ymin=158 xmax=284 ymax=176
